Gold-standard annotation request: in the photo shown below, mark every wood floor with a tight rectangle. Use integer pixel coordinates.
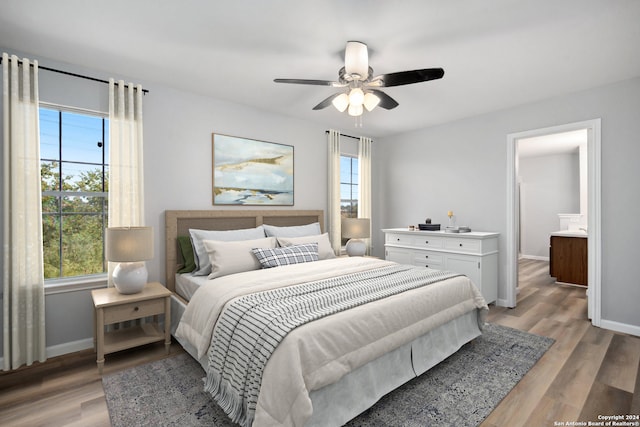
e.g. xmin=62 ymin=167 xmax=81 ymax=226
xmin=482 ymin=259 xmax=640 ymax=426
xmin=0 ymin=259 xmax=638 ymax=426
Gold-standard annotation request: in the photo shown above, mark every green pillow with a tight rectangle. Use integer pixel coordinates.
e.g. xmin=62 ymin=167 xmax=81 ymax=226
xmin=177 ymin=235 xmax=196 ymax=273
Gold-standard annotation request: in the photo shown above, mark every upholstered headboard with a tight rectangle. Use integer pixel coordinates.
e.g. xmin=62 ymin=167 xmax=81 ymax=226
xmin=164 ymin=209 xmax=324 ymax=292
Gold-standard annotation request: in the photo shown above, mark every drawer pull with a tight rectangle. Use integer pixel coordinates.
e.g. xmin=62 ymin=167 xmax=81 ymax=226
xmin=425 ymin=265 xmax=429 ymax=268
xmin=425 ymin=255 xmax=429 ymax=258
xmin=134 ymin=306 xmax=139 ymax=312
xmin=459 ymin=243 xmax=463 ymax=247
xmin=425 ymin=240 xmax=429 ymax=244
xmin=397 ymin=238 xmax=400 ymax=241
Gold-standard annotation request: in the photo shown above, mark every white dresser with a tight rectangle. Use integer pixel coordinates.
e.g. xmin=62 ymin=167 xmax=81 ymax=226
xmin=382 ymin=228 xmax=499 ymax=303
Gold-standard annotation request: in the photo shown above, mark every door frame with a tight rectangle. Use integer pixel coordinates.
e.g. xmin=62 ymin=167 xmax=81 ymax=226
xmin=505 ymin=119 xmax=601 ymax=326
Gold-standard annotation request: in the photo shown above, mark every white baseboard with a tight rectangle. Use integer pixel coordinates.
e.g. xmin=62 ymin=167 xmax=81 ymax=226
xmin=519 ymin=255 xmax=549 ymax=261
xmin=599 ymin=319 xmax=640 ymax=337
xmin=0 ymin=338 xmax=93 ymax=370
xmin=46 ymin=337 xmax=94 ymax=359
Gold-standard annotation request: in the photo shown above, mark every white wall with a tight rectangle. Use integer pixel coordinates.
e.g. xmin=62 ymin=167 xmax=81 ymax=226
xmin=0 ymin=48 xmax=333 ymax=358
xmin=519 ymin=152 xmax=580 ymax=259
xmin=374 ymin=76 xmax=640 ymax=332
xmin=142 ymin=84 xmax=330 ymax=283
xmin=2 ymin=47 xmax=639 ymax=360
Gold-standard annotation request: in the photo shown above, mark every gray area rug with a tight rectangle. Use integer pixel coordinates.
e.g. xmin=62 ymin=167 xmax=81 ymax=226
xmin=103 ymin=323 xmax=553 ymax=427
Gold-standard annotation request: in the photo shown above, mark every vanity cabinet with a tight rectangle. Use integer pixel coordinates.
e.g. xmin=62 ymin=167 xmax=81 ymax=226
xmin=549 ymin=235 xmax=587 ymax=286
xmin=383 ymin=229 xmax=499 ymax=303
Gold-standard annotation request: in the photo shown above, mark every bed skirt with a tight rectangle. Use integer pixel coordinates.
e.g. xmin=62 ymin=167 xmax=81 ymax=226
xmin=170 ymin=294 xmax=482 ymax=426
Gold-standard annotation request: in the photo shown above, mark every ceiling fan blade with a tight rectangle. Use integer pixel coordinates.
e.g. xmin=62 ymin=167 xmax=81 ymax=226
xmin=379 ymin=68 xmax=444 ymax=87
xmin=312 ymin=93 xmax=341 ymax=110
xmin=274 ymin=78 xmax=342 ymax=87
xmin=369 ymin=89 xmax=399 ymax=110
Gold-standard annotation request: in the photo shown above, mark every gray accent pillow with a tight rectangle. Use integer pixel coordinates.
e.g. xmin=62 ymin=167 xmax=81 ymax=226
xmin=189 ymin=225 xmax=266 ymax=276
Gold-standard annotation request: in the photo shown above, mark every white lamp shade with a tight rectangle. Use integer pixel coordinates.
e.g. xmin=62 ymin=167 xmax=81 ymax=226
xmin=341 ymin=218 xmax=371 ymax=239
xmin=106 ymin=226 xmax=153 ymax=262
xmin=363 ymin=92 xmax=381 ymax=111
xmin=348 ymin=87 xmax=365 ymax=106
xmin=345 ymin=41 xmax=369 ymax=78
xmin=332 ymin=93 xmax=349 ymax=112
xmin=348 ymin=103 xmax=363 ymax=117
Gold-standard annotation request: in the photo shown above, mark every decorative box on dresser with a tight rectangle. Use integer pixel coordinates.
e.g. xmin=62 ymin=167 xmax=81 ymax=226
xmin=382 ymin=228 xmax=499 ymax=303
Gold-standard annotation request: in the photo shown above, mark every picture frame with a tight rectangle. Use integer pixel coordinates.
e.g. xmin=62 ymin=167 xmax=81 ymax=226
xmin=212 ymin=133 xmax=294 ymax=205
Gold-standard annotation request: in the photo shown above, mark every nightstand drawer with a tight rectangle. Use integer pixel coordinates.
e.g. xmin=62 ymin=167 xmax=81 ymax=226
xmin=103 ymin=298 xmax=165 ymax=324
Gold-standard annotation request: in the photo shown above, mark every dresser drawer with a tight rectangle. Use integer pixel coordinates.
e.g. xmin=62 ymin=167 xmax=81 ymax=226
xmin=385 ymin=233 xmax=413 ymax=246
xmin=413 ymin=236 xmax=444 ymax=250
xmin=413 ymin=251 xmax=444 ymax=268
xmin=444 ymin=238 xmax=481 ymax=254
xmin=103 ymin=298 xmax=165 ymax=324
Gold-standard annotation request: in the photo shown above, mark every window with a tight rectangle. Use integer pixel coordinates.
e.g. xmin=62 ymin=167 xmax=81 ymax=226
xmin=40 ymin=106 xmax=109 ymax=280
xmin=340 ymin=155 xmax=359 ymax=218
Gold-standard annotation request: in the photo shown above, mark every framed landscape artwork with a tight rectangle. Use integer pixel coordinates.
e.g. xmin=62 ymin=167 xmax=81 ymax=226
xmin=212 ymin=133 xmax=294 ymax=205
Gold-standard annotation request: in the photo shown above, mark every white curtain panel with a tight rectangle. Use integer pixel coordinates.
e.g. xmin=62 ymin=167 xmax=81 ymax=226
xmin=358 ymin=136 xmax=373 ymax=255
xmin=327 ymin=129 xmax=341 ymax=255
xmin=108 ymin=79 xmax=145 ymax=285
xmin=2 ymin=53 xmax=46 ymax=370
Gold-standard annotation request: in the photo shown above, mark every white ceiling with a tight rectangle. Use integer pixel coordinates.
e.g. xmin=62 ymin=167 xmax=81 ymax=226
xmin=1 ymin=0 xmax=639 ymax=138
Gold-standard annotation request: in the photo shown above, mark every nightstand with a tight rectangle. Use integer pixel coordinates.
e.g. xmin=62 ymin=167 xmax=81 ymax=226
xmin=91 ymin=282 xmax=172 ymax=373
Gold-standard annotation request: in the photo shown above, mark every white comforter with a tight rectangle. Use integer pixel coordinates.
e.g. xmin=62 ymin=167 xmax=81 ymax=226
xmin=175 ymin=257 xmax=488 ymax=426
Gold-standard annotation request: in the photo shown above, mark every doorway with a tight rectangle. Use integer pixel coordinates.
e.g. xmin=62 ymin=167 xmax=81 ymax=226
xmin=505 ymin=119 xmax=601 ymax=326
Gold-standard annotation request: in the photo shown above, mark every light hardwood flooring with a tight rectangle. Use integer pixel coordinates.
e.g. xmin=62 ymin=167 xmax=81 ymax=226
xmin=482 ymin=258 xmax=640 ymax=426
xmin=0 ymin=259 xmax=638 ymax=426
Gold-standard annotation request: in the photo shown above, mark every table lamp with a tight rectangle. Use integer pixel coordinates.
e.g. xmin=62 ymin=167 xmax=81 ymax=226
xmin=106 ymin=226 xmax=154 ymax=294
xmin=341 ymin=218 xmax=371 ymax=257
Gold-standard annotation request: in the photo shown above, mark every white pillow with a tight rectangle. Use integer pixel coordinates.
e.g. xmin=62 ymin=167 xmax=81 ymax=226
xmin=277 ymin=233 xmax=336 ymax=260
xmin=189 ymin=226 xmax=266 ymax=276
xmin=263 ymin=222 xmax=322 ymax=238
xmin=204 ymin=237 xmax=277 ymax=279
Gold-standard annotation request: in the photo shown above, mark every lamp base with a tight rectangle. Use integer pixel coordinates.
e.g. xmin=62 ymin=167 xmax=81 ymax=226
xmin=345 ymin=239 xmax=366 ymax=257
xmin=113 ymin=262 xmax=148 ymax=294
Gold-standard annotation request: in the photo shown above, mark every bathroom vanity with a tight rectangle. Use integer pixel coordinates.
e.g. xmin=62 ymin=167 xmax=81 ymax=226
xmin=549 ymin=230 xmax=587 ymax=286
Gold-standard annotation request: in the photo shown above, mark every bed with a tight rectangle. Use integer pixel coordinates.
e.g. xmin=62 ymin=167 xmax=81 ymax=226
xmin=165 ymin=209 xmax=488 ymax=427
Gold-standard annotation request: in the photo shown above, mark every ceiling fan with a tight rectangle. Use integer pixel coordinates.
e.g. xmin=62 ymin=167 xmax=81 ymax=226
xmin=274 ymin=41 xmax=444 ymax=117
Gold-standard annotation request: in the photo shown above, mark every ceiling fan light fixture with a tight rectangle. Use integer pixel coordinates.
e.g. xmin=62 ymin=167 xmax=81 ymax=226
xmin=363 ymin=92 xmax=380 ymax=111
xmin=274 ymin=41 xmax=445 ymax=119
xmin=348 ymin=103 xmax=363 ymax=117
xmin=348 ymin=87 xmax=365 ymax=106
xmin=332 ymin=93 xmax=349 ymax=112
xmin=344 ymin=41 xmax=368 ymax=78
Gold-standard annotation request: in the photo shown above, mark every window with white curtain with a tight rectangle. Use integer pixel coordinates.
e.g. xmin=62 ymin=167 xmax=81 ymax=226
xmin=40 ymin=105 xmax=109 ymax=280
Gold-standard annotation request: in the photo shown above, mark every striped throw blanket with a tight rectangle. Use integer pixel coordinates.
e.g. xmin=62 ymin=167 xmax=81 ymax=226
xmin=204 ymin=264 xmax=461 ymax=427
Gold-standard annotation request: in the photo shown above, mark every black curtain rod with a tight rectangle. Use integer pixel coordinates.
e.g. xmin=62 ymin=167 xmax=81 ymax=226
xmin=0 ymin=56 xmax=149 ymax=94
xmin=325 ymin=130 xmax=361 ymax=140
